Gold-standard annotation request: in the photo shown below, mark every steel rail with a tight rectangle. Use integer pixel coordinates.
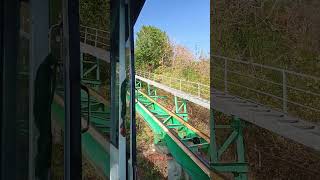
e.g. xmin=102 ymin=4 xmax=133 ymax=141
xmin=136 ymin=90 xmax=227 ymax=179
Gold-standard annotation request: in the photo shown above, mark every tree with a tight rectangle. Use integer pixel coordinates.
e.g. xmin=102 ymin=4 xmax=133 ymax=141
xmin=172 ymin=44 xmax=194 ymax=69
xmin=135 ymin=26 xmax=173 ymax=71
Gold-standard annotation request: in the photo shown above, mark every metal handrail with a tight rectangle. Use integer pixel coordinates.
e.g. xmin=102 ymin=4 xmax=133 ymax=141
xmin=136 ymin=71 xmax=210 ymax=100
xmin=212 ymin=55 xmax=320 ymax=81
xmin=80 ymin=25 xmax=110 ymax=50
xmin=212 ymin=54 xmax=320 ymax=121
xmin=138 ymin=57 xmax=320 ymax=122
xmin=80 ymin=25 xmax=110 ymax=34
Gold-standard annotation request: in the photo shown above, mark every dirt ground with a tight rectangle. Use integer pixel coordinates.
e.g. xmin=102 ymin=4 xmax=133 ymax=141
xmin=136 ymin=116 xmax=169 ymax=180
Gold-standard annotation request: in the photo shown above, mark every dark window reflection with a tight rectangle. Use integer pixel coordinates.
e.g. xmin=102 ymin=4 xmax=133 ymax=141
xmin=16 ymin=1 xmax=30 ymax=179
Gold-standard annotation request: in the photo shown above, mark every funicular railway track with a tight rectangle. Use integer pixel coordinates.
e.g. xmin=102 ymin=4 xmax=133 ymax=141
xmin=64 ymin=25 xmax=245 ymax=179
xmin=16 ymin=0 xmax=320 ymax=175
xmin=135 ymin=88 xmax=226 ymax=179
xmin=51 ymin=79 xmax=225 ymax=179
xmin=46 ymin=24 xmax=249 ymax=179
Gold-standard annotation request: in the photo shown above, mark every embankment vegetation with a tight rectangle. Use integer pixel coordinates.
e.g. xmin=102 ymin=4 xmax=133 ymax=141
xmin=211 ymin=0 xmax=320 ymax=179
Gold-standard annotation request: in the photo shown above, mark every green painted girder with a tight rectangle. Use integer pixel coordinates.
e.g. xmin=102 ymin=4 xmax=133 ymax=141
xmin=176 ymin=113 xmax=188 ymax=116
xmin=94 ymin=125 xmax=111 ymax=130
xmin=174 ymin=96 xmax=188 ymax=121
xmin=209 ymin=113 xmax=248 ymax=179
xmin=91 ymin=118 xmax=110 ymax=126
xmin=81 ymin=103 xmax=103 ymax=110
xmin=81 ymin=107 xmax=110 ymax=136
xmin=188 ymin=142 xmax=210 ymax=149
xmin=51 ymin=96 xmax=110 ymax=177
xmin=136 ymin=102 xmax=210 ymax=179
xmin=135 ymin=81 xmax=247 ymax=178
xmin=138 ymin=99 xmax=152 ymax=104
xmin=98 ymin=129 xmax=111 ymax=135
xmin=180 ymin=137 xmax=195 ymax=141
xmin=149 ymin=95 xmax=167 ymax=99
xmin=91 ymin=125 xmax=110 ymax=131
xmin=166 ymin=124 xmax=184 ymax=128
xmin=163 ymin=116 xmax=173 ymax=124
xmin=210 ymin=163 xmax=248 ymax=173
xmin=90 ymin=114 xmax=110 ymax=120
xmin=135 ymin=90 xmax=217 ymax=179
xmin=81 ymin=99 xmax=100 ymax=104
xmin=81 ymin=102 xmax=102 ymax=108
xmin=82 ymin=111 xmax=110 ymax=115
xmin=154 ymin=114 xmax=171 ymax=118
xmin=146 ymin=106 xmax=194 ymax=138
xmin=79 ymin=82 xmax=111 ymax=157
xmin=82 ymin=79 xmax=101 ymax=85
xmin=83 ymin=64 xmax=98 ymax=77
xmin=143 ymin=102 xmax=154 ymax=108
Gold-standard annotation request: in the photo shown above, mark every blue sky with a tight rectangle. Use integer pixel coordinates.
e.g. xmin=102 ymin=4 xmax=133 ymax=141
xmin=134 ymin=0 xmax=210 ymax=56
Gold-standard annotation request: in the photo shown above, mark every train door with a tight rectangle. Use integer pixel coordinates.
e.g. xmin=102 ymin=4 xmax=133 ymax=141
xmin=1 ymin=0 xmax=140 ymax=179
xmin=1 ymin=0 xmax=21 ymax=179
xmin=1 ymin=0 xmax=82 ymax=179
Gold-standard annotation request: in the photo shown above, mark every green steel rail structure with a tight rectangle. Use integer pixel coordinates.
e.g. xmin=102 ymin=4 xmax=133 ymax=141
xmin=136 ymin=88 xmax=213 ymax=179
xmin=136 ymin=80 xmax=248 ymax=180
xmin=50 ymin=55 xmax=249 ymax=179
xmin=51 ymin=56 xmax=112 ymax=177
xmin=52 ymin=90 xmax=111 ymax=176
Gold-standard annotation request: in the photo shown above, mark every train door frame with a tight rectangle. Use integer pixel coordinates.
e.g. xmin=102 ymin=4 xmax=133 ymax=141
xmin=61 ymin=0 xmax=82 ymax=179
xmin=1 ymin=0 xmax=19 ymax=179
xmin=110 ymin=0 xmax=145 ymax=179
xmin=28 ymin=0 xmax=50 ymax=179
xmin=0 ymin=0 xmax=145 ymax=179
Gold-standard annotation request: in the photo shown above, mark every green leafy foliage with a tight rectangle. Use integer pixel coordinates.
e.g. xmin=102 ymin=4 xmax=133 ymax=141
xmin=79 ymin=0 xmax=110 ymax=30
xmin=135 ymin=26 xmax=173 ymax=70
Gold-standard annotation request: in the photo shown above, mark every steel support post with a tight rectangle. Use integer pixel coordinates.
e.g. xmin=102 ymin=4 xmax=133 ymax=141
xmin=224 ymin=58 xmax=228 ymax=93
xmin=234 ymin=116 xmax=247 ymax=180
xmin=135 ymin=80 xmax=142 ymax=90
xmin=210 ymin=113 xmax=248 ymax=179
xmin=118 ymin=0 xmax=127 ymax=179
xmin=282 ymin=70 xmax=287 ymax=113
xmin=96 ymin=57 xmax=100 ymax=81
xmin=147 ymin=83 xmax=151 ymax=95
xmin=147 ymin=83 xmax=157 ymax=97
xmin=174 ymin=96 xmax=188 ymax=121
xmin=210 ymin=110 xmax=218 ymax=164
xmin=80 ymin=53 xmax=83 ymax=78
